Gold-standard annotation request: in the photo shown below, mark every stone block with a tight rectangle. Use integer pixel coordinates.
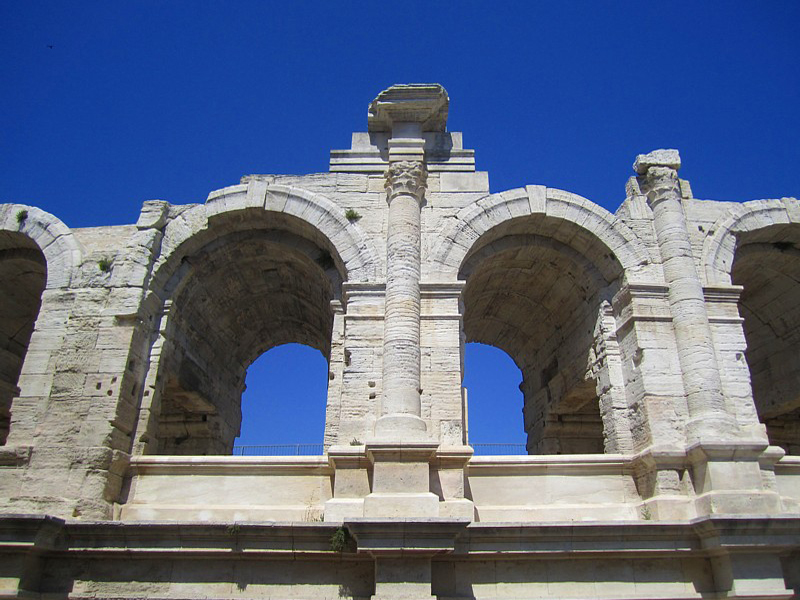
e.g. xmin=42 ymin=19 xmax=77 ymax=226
xmin=633 ymin=149 xmax=681 ymax=174
xmin=439 ymin=172 xmax=490 ymax=193
xmin=136 ymin=200 xmax=169 ymax=230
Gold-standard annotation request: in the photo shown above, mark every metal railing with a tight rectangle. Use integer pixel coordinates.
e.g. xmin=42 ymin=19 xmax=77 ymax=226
xmin=232 ymin=444 xmax=325 ymax=456
xmin=231 ymin=443 xmax=528 ymax=456
xmin=471 ymin=443 xmax=527 ymax=455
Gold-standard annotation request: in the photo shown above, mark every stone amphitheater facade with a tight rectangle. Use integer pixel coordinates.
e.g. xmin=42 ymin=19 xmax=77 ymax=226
xmin=1 ymin=84 xmax=798 ymax=599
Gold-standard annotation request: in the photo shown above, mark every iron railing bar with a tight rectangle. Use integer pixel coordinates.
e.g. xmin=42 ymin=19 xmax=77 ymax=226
xmin=229 ymin=443 xmax=528 ymax=456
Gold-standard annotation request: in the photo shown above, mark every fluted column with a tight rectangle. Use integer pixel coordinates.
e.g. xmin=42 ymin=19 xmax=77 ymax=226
xmin=375 ymin=153 xmax=428 ymax=439
xmin=635 ymin=149 xmax=736 ymax=441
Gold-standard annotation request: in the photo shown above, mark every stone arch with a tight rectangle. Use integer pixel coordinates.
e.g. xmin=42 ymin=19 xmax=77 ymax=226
xmin=149 ymin=182 xmax=380 ymax=298
xmin=428 ymin=186 xmax=650 ymax=282
xmin=702 ymin=197 xmax=800 ymax=453
xmin=434 ymin=187 xmax=647 ymax=455
xmin=135 ymin=183 xmax=378 ymax=455
xmin=0 ymin=204 xmax=82 ymax=290
xmin=0 ymin=204 xmax=82 ymax=444
xmin=702 ymin=197 xmax=800 ymax=286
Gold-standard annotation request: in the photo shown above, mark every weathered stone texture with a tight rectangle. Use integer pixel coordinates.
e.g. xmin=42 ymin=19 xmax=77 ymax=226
xmin=1 ymin=84 xmax=799 ymax=599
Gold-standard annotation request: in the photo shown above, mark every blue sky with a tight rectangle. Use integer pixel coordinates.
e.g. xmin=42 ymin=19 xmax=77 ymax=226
xmin=2 ymin=2 xmax=798 ymax=447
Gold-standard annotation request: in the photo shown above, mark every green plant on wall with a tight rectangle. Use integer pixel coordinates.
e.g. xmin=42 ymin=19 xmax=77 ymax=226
xmin=16 ymin=210 xmax=28 ymax=224
xmin=345 ymin=209 xmax=361 ymax=222
xmin=329 ymin=526 xmax=351 ymax=552
xmin=98 ymin=258 xmax=112 ymax=272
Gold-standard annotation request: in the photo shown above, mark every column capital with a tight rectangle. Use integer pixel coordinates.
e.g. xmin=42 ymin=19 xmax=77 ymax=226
xmin=368 ymin=84 xmax=449 ymax=133
xmin=633 ymin=149 xmax=681 ymax=176
xmin=635 ymin=149 xmax=682 ymax=207
xmin=385 ymin=160 xmax=427 ymax=203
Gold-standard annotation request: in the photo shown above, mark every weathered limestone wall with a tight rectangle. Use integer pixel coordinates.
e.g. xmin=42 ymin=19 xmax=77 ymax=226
xmin=0 ymin=84 xmax=799 ymax=599
xmin=3 ymin=514 xmax=798 ymax=600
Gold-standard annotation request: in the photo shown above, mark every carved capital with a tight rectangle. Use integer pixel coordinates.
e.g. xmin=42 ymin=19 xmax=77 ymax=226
xmin=633 ymin=149 xmax=682 ymax=207
xmin=640 ymin=165 xmax=680 ymax=207
xmin=385 ymin=161 xmax=427 ymax=202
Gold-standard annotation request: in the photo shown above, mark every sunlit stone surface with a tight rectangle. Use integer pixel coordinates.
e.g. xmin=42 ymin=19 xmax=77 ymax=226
xmin=1 ymin=84 xmax=799 ymax=599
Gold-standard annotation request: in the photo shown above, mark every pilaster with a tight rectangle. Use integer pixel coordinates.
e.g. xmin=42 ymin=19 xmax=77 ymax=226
xmin=634 ymin=149 xmax=783 ymax=516
xmin=635 ymin=149 xmax=735 ymax=443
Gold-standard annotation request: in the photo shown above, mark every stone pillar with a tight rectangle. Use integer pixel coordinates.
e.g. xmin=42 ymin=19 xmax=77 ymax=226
xmin=367 ymin=84 xmax=449 ymax=442
xmin=376 ymin=150 xmax=428 ymax=439
xmin=636 ymin=150 xmax=782 ymax=516
xmin=635 ymin=150 xmax=736 ymax=442
xmin=358 ymin=85 xmax=450 ymax=520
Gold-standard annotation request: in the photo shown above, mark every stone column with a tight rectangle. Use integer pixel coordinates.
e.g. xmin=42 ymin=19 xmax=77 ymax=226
xmin=367 ymin=84 xmax=449 ymax=441
xmin=635 ymin=149 xmax=736 ymax=442
xmin=375 ymin=151 xmax=428 ymax=439
xmin=357 ymin=85 xmax=449 ymax=519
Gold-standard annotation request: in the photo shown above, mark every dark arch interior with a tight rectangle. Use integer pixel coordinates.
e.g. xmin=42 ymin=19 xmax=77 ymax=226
xmin=732 ymin=225 xmax=800 ymax=455
xmin=460 ymin=217 xmax=623 ymax=454
xmin=0 ymin=231 xmax=46 ymax=445
xmin=152 ymin=225 xmax=341 ymax=455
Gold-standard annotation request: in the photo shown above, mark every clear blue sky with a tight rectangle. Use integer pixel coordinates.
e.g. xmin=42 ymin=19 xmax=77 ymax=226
xmin=2 ymin=2 xmax=798 ymax=447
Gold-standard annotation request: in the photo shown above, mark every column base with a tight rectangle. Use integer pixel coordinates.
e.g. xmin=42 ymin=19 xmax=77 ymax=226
xmin=374 ymin=413 xmax=429 ymax=441
xmin=688 ymin=441 xmax=785 ymax=516
xmin=363 ymin=442 xmax=439 ymax=519
xmin=695 ymin=490 xmax=784 ymax=516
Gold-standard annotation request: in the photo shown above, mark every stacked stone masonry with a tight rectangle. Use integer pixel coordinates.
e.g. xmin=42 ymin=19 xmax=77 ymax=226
xmin=1 ymin=84 xmax=799 ymax=599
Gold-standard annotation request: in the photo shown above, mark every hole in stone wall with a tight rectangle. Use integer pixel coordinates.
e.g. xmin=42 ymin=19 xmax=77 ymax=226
xmin=234 ymin=344 xmax=329 ymax=453
xmin=458 ymin=217 xmax=622 ymax=455
xmin=148 ymin=222 xmax=342 ymax=456
xmin=0 ymin=237 xmax=47 ymax=445
xmin=463 ymin=343 xmax=526 ymax=450
xmin=733 ymin=231 xmax=800 ymax=455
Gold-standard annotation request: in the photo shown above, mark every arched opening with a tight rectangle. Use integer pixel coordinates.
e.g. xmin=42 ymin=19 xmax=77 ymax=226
xmin=233 ymin=343 xmax=329 ymax=454
xmin=732 ymin=226 xmax=800 ymax=454
xmin=460 ymin=217 xmax=624 ymax=455
xmin=463 ymin=342 xmax=526 ymax=453
xmin=147 ymin=217 xmax=343 ymax=455
xmin=0 ymin=231 xmax=46 ymax=445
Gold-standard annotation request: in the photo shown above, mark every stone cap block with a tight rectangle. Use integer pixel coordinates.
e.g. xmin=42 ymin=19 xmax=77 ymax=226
xmin=368 ymin=84 xmax=449 ymax=133
xmin=136 ymin=200 xmax=169 ymax=230
xmin=633 ymin=149 xmax=681 ymax=175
